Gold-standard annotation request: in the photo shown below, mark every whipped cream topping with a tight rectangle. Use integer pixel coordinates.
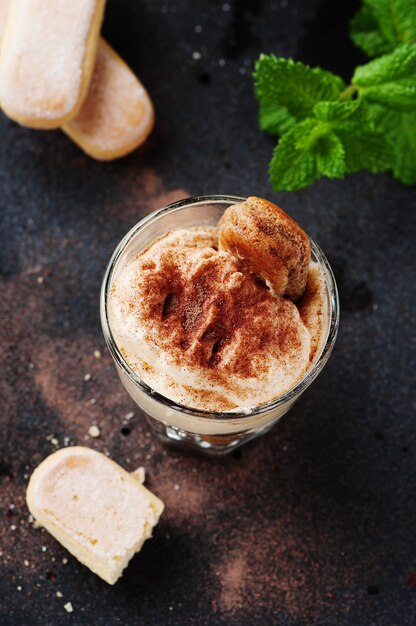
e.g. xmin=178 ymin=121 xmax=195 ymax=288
xmin=109 ymin=227 xmax=326 ymax=412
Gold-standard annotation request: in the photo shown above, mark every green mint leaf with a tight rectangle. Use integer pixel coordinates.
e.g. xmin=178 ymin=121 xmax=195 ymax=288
xmin=316 ymin=133 xmax=346 ymax=178
xmin=314 ymin=99 xmax=391 ymax=174
xmin=257 ymin=100 xmax=296 ymax=136
xmin=269 ymin=119 xmax=345 ymax=191
xmin=336 ymin=128 xmax=391 ymax=173
xmin=375 ymin=106 xmax=416 ymax=184
xmin=254 ymin=54 xmax=344 ymax=135
xmin=350 ymin=5 xmax=395 ymax=57
xmin=365 ymin=0 xmax=416 ymax=48
xmin=353 ymin=43 xmax=416 ymax=110
xmin=313 ymin=98 xmax=363 ymax=122
xmin=350 ymin=0 xmax=416 ymax=58
xmin=389 ymin=111 xmax=416 ymax=184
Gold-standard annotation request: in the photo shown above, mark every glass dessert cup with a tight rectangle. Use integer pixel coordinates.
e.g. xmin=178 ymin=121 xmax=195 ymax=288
xmin=101 ymin=196 xmax=339 ymax=456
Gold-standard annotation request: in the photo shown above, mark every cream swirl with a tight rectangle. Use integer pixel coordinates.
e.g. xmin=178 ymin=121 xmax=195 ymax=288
xmin=108 ymin=227 xmax=323 ymax=411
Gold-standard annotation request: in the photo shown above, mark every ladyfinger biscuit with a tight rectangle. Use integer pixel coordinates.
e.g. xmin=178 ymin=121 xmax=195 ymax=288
xmin=63 ymin=39 xmax=155 ymax=160
xmin=0 ymin=0 xmax=10 ymax=38
xmin=27 ymin=447 xmax=164 ymax=585
xmin=218 ymin=196 xmax=311 ymax=300
xmin=0 ymin=0 xmax=106 ymax=129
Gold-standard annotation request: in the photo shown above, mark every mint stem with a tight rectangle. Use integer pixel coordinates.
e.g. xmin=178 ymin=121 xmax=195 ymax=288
xmin=339 ymin=85 xmax=359 ymax=101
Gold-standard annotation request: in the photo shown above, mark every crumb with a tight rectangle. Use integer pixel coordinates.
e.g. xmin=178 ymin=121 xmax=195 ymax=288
xmin=56 ymin=591 xmax=63 ymax=598
xmin=62 ymin=558 xmax=68 ymax=565
xmin=41 ymin=546 xmax=47 ymax=552
xmin=17 ymin=586 xmax=22 ymax=591
xmin=28 ymin=362 xmax=35 ymax=369
xmin=192 ymin=51 xmax=201 ymax=60
xmin=125 ymin=412 xmax=134 ymax=420
xmin=9 ymin=504 xmax=15 ymax=510
xmin=88 ymin=425 xmax=100 ymax=438
xmin=90 ymin=398 xmax=96 ymax=404
xmin=24 ymin=560 xmax=30 ymax=567
xmin=10 ymin=525 xmax=16 ymax=531
xmin=174 ymin=484 xmax=180 ymax=491
xmin=64 ymin=602 xmax=73 ymax=613
xmin=50 ymin=438 xmax=58 ymax=446
xmin=37 ymin=276 xmax=44 ymax=284
xmin=93 ymin=350 xmax=101 ymax=359
xmin=83 ymin=373 xmax=91 ymax=382
xmin=28 ymin=515 xmax=34 ymax=523
xmin=131 ymin=467 xmax=145 ymax=483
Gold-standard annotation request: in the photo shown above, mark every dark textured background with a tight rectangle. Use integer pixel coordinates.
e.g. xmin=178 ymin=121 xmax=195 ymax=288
xmin=1 ymin=0 xmax=416 ymax=624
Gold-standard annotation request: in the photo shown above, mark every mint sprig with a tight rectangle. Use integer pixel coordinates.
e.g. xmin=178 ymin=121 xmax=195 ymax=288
xmin=254 ymin=0 xmax=416 ymax=191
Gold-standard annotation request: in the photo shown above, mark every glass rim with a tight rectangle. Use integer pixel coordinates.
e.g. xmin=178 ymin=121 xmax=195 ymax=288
xmin=100 ymin=195 xmax=340 ymax=420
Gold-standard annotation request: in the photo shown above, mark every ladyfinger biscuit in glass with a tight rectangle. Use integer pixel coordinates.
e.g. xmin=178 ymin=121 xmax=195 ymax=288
xmin=26 ymin=447 xmax=164 ymax=585
xmin=0 ymin=0 xmax=106 ymax=129
xmin=218 ymin=196 xmax=311 ymax=300
xmin=63 ymin=39 xmax=155 ymax=160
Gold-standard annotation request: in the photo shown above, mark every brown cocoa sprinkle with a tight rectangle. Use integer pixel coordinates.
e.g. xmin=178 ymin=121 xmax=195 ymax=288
xmin=127 ymin=234 xmax=307 ymax=389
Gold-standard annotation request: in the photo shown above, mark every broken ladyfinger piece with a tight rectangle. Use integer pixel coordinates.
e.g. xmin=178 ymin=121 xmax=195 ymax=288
xmin=26 ymin=446 xmax=164 ymax=585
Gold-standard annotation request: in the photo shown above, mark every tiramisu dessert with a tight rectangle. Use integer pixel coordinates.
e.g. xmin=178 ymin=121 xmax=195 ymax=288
xmin=109 ymin=197 xmax=327 ymax=412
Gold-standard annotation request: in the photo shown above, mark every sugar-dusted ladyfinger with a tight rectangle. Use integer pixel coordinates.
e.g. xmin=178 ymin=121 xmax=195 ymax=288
xmin=63 ymin=39 xmax=155 ymax=160
xmin=0 ymin=0 xmax=106 ymax=129
xmin=0 ymin=0 xmax=10 ymax=38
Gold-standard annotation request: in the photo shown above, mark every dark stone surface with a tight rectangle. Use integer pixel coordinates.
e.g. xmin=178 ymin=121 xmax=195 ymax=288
xmin=1 ymin=0 xmax=416 ymax=624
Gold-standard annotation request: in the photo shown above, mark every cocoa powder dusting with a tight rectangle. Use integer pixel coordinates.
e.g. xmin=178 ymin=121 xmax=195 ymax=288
xmin=131 ymin=242 xmax=305 ymax=384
